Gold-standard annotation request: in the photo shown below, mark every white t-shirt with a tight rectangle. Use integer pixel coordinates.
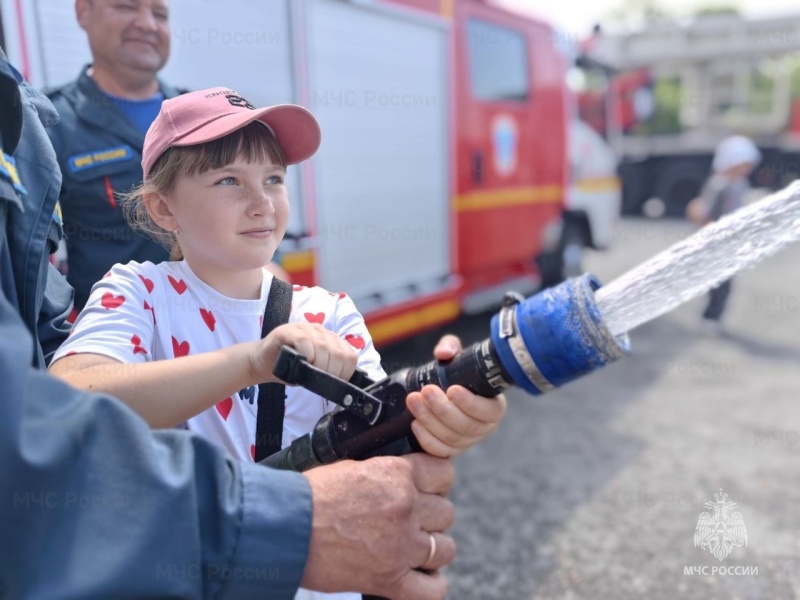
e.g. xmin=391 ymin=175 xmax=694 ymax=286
xmin=55 ymin=260 xmax=384 ymax=600
xmin=54 ymin=260 xmax=386 ymax=463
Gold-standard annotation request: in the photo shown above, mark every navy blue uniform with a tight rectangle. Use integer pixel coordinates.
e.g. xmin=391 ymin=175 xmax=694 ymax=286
xmin=47 ymin=66 xmax=179 ymax=308
xmin=0 ymin=56 xmax=73 ymax=367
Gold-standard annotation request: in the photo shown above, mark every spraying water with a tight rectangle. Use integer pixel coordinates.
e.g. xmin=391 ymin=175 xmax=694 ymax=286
xmin=595 ymin=181 xmax=800 ymax=338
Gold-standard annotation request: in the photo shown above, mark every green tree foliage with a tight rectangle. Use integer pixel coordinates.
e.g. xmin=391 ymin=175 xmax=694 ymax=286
xmin=693 ymin=6 xmax=740 ymax=17
xmin=636 ymin=77 xmax=682 ymax=134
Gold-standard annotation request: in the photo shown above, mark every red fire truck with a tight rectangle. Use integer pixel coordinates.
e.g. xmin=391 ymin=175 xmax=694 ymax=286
xmin=579 ymin=15 xmax=800 ymax=217
xmin=2 ymin=0 xmax=618 ymax=346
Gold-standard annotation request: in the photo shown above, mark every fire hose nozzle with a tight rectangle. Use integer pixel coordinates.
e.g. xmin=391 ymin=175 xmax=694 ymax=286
xmin=490 ymin=274 xmax=631 ymax=396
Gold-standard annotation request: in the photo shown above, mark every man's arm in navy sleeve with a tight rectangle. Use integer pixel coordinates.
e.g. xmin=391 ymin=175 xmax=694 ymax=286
xmin=0 ymin=289 xmax=312 ymax=599
xmin=37 ymin=261 xmax=74 ymax=364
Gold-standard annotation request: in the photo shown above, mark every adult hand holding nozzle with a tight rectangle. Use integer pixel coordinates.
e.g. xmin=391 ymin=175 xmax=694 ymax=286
xmin=302 ymin=454 xmax=456 ymax=599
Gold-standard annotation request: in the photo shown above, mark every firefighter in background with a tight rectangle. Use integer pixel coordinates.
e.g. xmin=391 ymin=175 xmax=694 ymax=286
xmin=46 ymin=0 xmax=289 ymax=312
xmin=686 ymin=135 xmax=762 ymax=334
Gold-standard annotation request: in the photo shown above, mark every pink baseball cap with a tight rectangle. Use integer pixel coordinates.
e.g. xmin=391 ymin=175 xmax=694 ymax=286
xmin=142 ymin=87 xmax=321 ymax=179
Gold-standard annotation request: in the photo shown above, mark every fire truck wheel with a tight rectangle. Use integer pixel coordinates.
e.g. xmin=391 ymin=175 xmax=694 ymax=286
xmin=537 ymin=224 xmax=586 ymax=289
xmin=619 ymin=161 xmax=650 ymax=215
xmin=653 ymin=159 xmax=710 ymax=218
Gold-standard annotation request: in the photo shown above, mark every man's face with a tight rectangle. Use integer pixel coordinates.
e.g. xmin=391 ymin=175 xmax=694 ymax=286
xmin=76 ymin=0 xmax=170 ymax=75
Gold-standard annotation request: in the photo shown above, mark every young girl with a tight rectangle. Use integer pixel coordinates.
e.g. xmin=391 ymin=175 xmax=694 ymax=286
xmin=49 ymin=87 xmax=506 ymax=599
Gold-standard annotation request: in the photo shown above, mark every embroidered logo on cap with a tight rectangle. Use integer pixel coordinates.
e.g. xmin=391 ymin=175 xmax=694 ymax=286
xmin=226 ymin=94 xmax=255 ymax=110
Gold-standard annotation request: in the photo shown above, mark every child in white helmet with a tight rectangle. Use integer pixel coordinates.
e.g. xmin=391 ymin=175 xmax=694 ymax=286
xmin=687 ymin=135 xmax=761 ymax=333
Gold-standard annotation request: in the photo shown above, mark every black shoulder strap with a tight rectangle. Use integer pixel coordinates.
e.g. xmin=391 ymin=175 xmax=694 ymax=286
xmin=255 ymin=277 xmax=293 ymax=462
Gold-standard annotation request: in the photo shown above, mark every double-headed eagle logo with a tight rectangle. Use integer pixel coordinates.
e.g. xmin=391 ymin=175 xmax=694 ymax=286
xmin=693 ymin=489 xmax=748 ymax=561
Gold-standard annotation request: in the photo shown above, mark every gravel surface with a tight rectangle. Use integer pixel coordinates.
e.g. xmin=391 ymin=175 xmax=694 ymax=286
xmin=380 ymin=218 xmax=800 ymax=600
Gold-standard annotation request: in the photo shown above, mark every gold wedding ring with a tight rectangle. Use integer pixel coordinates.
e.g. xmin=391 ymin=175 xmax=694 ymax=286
xmin=422 ymin=533 xmax=437 ymax=569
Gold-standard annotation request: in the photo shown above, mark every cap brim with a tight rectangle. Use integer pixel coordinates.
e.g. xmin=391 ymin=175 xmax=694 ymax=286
xmin=175 ymin=104 xmax=321 ymax=165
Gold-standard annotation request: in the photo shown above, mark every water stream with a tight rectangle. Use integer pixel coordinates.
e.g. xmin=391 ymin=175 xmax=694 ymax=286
xmin=595 ymin=182 xmax=800 ymax=338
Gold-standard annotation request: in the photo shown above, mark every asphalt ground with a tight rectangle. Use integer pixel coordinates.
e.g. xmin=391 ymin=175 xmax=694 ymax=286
xmin=379 ymin=217 xmax=800 ymax=600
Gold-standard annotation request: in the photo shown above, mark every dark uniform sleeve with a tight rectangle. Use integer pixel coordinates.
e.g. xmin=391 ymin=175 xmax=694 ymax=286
xmin=4 ymin=77 xmax=76 ymax=367
xmin=0 ymin=290 xmax=313 ymax=598
xmin=36 ymin=261 xmax=74 ymax=364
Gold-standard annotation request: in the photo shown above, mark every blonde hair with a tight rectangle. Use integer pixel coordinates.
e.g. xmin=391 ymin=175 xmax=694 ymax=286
xmin=123 ymin=121 xmax=287 ymax=260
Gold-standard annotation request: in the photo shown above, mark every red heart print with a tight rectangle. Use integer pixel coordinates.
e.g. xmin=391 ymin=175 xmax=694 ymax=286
xmin=131 ymin=334 xmax=148 ymax=355
xmin=172 ymin=336 xmax=190 ymax=357
xmin=200 ymin=308 xmax=216 ymax=332
xmin=138 ymin=275 xmax=154 ymax=293
xmin=144 ymin=300 xmax=157 ymax=325
xmin=345 ymin=334 xmax=366 ymax=350
xmin=329 ymin=291 xmax=347 ymax=299
xmin=101 ymin=292 xmax=125 ymax=310
xmin=215 ymin=397 xmax=233 ymax=421
xmin=304 ymin=312 xmax=325 ymax=324
xmin=103 ymin=272 xmax=112 ymax=278
xmin=293 ymin=285 xmax=305 ymax=292
xmin=250 ymin=444 xmax=256 ymax=460
xmin=168 ymin=275 xmax=187 ymax=295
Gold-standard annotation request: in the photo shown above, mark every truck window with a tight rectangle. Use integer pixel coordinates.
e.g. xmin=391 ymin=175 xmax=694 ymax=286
xmin=467 ymin=19 xmax=530 ymax=102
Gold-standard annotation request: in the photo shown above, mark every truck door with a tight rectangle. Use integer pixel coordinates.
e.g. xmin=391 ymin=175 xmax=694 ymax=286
xmin=2 ymin=0 xmax=90 ymax=88
xmin=303 ymin=0 xmax=452 ymax=311
xmin=454 ymin=2 xmax=566 ymax=289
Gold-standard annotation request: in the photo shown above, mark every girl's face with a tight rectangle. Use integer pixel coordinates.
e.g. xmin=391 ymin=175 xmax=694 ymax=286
xmin=166 ymin=155 xmax=288 ymax=275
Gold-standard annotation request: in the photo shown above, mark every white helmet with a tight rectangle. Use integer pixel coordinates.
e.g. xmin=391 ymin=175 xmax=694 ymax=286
xmin=712 ymin=135 xmax=761 ymax=173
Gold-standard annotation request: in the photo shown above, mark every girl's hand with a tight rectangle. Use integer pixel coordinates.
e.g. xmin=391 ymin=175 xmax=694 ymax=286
xmin=406 ymin=335 xmax=508 ymax=458
xmin=250 ymin=323 xmax=358 ymax=384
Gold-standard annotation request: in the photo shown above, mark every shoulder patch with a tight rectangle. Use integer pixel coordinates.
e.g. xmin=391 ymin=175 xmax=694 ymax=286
xmin=68 ymin=144 xmax=134 ymax=173
xmin=0 ymin=152 xmax=27 ymax=196
xmin=52 ymin=201 xmax=63 ymax=227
